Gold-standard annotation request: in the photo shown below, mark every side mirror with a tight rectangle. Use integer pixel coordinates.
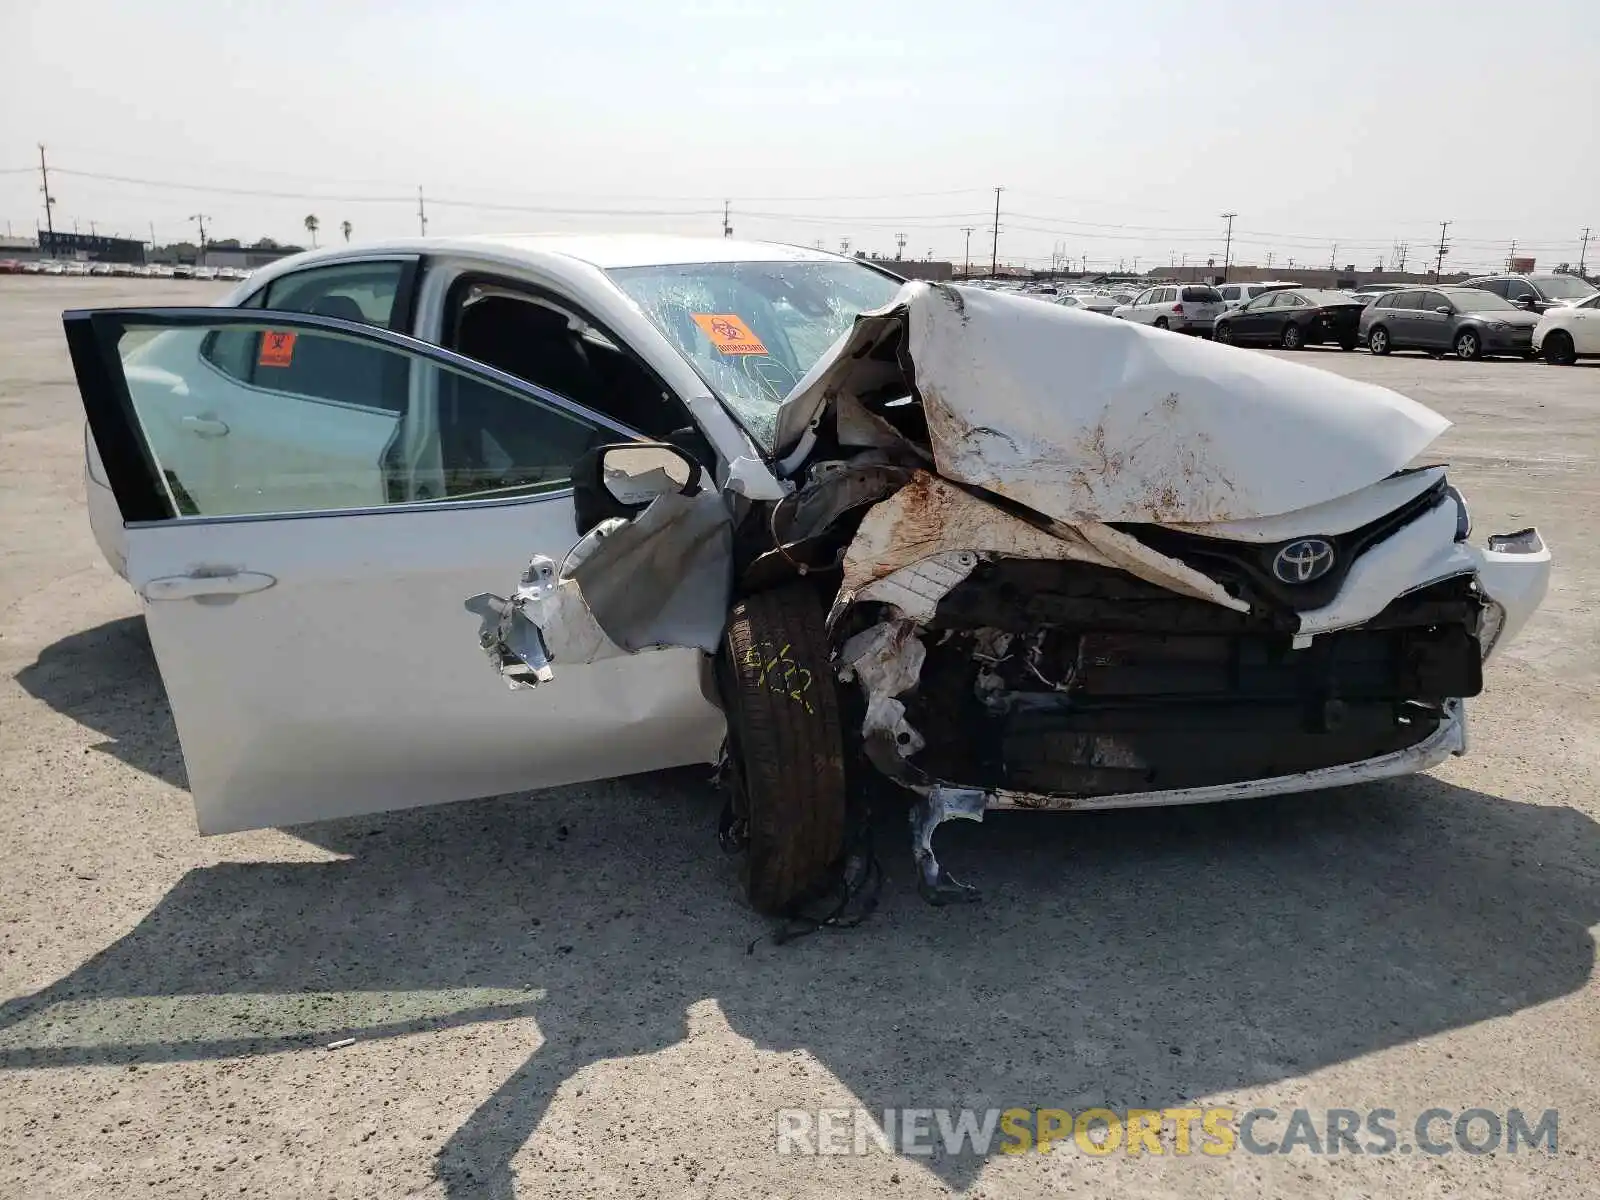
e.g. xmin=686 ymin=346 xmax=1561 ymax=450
xmin=600 ymin=443 xmax=702 ymax=506
xmin=1435 ymin=306 xmax=1453 ymax=315
xmin=572 ymin=441 xmax=706 ymax=536
xmin=1514 ymin=294 xmax=1536 ymax=309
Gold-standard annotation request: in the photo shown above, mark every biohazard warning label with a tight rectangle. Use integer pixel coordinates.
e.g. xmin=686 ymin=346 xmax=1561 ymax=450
xmin=258 ymin=331 xmax=297 ymax=367
xmin=690 ymin=313 xmax=768 ymax=356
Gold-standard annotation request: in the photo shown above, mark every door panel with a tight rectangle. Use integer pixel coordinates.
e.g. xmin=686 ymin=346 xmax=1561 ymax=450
xmin=1413 ymin=292 xmax=1452 ymax=349
xmin=65 ymin=308 xmax=725 ymax=833
xmin=128 ymin=500 xmax=723 ymax=833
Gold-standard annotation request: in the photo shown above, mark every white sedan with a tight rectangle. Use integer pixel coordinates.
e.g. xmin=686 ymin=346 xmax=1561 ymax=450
xmin=1532 ymin=292 xmax=1600 ymax=364
xmin=67 ymin=235 xmax=1551 ymax=912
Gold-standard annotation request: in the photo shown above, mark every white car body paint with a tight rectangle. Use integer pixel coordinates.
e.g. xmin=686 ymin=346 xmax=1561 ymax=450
xmin=1170 ymin=468 xmax=1447 ymax=543
xmin=67 ymin=236 xmax=1553 ymax=844
xmin=778 ymin=283 xmax=1450 ymax=525
xmin=1531 ymin=293 xmax=1600 ymax=357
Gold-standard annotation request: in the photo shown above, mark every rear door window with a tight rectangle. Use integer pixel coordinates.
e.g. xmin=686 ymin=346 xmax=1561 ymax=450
xmin=1182 ymin=286 xmax=1222 ymax=303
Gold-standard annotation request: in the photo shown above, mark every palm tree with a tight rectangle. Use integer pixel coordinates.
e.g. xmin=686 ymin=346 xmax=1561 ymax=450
xmin=303 ymin=214 xmax=320 ymax=248
xmin=340 ymin=219 xmax=352 ymax=244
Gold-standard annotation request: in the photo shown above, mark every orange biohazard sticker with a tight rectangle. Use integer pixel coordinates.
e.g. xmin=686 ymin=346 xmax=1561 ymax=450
xmin=258 ymin=331 xmax=297 ymax=368
xmin=690 ymin=313 xmax=768 ymax=356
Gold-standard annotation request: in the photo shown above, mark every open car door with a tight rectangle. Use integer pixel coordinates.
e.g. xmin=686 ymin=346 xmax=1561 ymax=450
xmin=63 ymin=308 xmax=725 ymax=833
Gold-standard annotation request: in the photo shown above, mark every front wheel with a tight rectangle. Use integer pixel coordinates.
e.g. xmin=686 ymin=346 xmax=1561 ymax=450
xmin=1455 ymin=329 xmax=1482 ymax=361
xmin=1367 ymin=327 xmax=1391 ymax=355
xmin=1280 ymin=322 xmax=1303 ymax=350
xmin=718 ymin=583 xmax=847 ymax=914
xmin=1214 ymin=322 xmax=1233 ymax=344
xmin=1543 ymin=330 xmax=1577 ymax=365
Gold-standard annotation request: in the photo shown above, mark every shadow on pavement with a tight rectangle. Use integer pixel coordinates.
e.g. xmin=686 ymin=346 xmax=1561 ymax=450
xmin=9 ymin=618 xmax=1600 ymax=1196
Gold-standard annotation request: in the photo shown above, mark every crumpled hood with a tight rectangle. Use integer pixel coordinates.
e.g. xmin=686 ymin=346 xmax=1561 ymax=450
xmin=774 ymin=282 xmax=1451 ymax=525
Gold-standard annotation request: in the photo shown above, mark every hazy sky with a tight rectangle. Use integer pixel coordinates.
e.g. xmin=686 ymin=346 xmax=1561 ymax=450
xmin=4 ymin=0 xmax=1597 ymax=272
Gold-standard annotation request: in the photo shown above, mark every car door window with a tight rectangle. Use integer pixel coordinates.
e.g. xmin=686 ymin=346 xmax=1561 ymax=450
xmin=202 ymin=262 xmax=410 ymax=399
xmin=445 ymin=281 xmax=690 ymax=439
xmin=102 ymin=314 xmax=617 ymax=519
xmin=1420 ymin=291 xmax=1449 ymax=311
xmin=1391 ymin=291 xmax=1421 ymax=310
xmin=1220 ymin=286 xmax=1239 ymax=301
xmin=1479 ymin=279 xmax=1511 ymax=299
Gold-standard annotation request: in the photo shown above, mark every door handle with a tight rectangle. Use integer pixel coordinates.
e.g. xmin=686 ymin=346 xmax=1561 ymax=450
xmin=180 ymin=415 xmax=230 ymax=437
xmin=142 ymin=571 xmax=277 ymax=601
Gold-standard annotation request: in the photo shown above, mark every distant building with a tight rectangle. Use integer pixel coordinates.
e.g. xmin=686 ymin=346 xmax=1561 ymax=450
xmin=37 ymin=231 xmax=146 ymax=264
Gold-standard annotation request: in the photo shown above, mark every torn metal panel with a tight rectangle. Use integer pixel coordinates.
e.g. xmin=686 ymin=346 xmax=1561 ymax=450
xmin=831 ymin=471 xmax=1114 ymax=625
xmin=855 ymin=551 xmax=982 ymax=624
xmin=830 ymin=470 xmax=1248 ymax=627
xmin=772 ymin=459 xmax=913 ymax=545
xmin=837 ymin=619 xmax=927 ymax=758
xmin=567 ymin=490 xmax=733 ymax=653
xmin=775 ymin=282 xmax=1450 ymax=523
xmin=909 ymin=786 xmax=986 ymax=904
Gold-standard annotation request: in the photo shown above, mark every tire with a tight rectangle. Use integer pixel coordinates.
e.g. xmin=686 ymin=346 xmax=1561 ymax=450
xmin=1368 ymin=326 xmax=1390 ymax=355
xmin=718 ymin=583 xmax=847 ymax=914
xmin=1153 ymin=317 xmax=1169 ymax=330
xmin=1280 ymin=322 xmax=1303 ymax=350
xmin=1339 ymin=338 xmax=1357 ymax=351
xmin=1214 ymin=321 xmax=1233 ymax=344
xmin=1454 ymin=328 xmax=1482 ymax=361
xmin=1543 ymin=330 xmax=1577 ymax=366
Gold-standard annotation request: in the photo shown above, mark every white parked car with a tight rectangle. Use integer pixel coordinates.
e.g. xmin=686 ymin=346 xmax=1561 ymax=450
xmin=1217 ymin=281 xmax=1301 ymax=310
xmin=66 ymin=236 xmax=1551 ymax=911
xmin=1112 ymin=283 xmax=1224 ymax=334
xmin=1531 ymin=292 xmax=1600 ymax=364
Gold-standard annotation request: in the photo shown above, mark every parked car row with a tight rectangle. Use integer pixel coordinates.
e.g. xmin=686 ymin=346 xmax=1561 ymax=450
xmin=0 ymin=259 xmax=248 ymax=281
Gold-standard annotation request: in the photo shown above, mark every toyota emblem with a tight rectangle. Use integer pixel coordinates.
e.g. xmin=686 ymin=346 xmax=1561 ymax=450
xmin=1272 ymin=538 xmax=1336 ymax=584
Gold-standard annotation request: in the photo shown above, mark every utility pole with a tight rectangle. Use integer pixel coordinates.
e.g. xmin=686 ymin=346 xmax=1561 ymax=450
xmin=1220 ymin=212 xmax=1237 ymax=282
xmin=1329 ymin=243 xmax=1338 ymax=272
xmin=894 ymin=232 xmax=907 ymax=261
xmin=1434 ymin=220 xmax=1451 ymax=279
xmin=1266 ymin=251 xmax=1274 ymax=269
xmin=990 ymin=186 xmax=1003 ymax=277
xmin=722 ymin=199 xmax=732 ymax=238
xmin=1506 ymin=239 xmax=1517 ymax=272
xmin=417 ymin=186 xmax=428 ymax=236
xmin=189 ymin=214 xmax=209 ymax=265
xmin=960 ymin=226 xmax=975 ymax=277
xmin=37 ymin=144 xmax=56 ymax=254
xmin=1579 ymin=227 xmax=1591 ymax=277
xmin=88 ymin=220 xmax=97 ymax=237
xmin=148 ymin=221 xmax=156 ymax=253
xmin=1397 ymin=241 xmax=1409 ymax=273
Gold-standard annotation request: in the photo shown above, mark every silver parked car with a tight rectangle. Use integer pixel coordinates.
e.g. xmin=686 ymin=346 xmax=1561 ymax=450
xmin=1358 ymin=286 xmax=1540 ymax=360
xmin=1112 ymin=283 xmax=1224 ymax=334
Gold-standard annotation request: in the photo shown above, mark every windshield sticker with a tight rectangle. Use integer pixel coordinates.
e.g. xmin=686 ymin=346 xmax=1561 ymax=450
xmin=690 ymin=313 xmax=769 ymax=356
xmin=258 ymin=331 xmax=297 ymax=368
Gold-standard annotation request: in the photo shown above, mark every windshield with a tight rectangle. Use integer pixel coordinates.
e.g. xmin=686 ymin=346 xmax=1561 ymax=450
xmin=1447 ymin=290 xmax=1516 ymax=311
xmin=1534 ymin=274 xmax=1598 ymax=300
xmin=607 ymin=259 xmax=904 ymax=447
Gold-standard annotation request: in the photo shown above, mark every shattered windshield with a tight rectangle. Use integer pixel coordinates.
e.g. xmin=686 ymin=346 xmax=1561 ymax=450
xmin=607 ymin=259 xmax=904 ymax=448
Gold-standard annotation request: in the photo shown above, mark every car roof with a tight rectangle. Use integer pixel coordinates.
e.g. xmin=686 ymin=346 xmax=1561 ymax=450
xmin=282 ymin=233 xmax=844 ymax=272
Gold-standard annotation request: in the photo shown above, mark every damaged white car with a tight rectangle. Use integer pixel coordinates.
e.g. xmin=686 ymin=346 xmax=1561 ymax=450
xmin=65 ymin=237 xmax=1550 ymax=914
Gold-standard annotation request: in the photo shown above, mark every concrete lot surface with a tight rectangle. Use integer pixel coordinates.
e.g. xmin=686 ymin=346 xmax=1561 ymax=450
xmin=1 ymin=278 xmax=1595 ymax=1198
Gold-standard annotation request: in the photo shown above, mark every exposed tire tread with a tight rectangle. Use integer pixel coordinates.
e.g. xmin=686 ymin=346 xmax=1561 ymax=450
xmin=721 ymin=583 xmax=847 ymax=914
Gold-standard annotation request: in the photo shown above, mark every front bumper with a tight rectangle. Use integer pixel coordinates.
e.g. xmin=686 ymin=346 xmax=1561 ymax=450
xmin=1483 ymin=327 xmax=1535 ymax=352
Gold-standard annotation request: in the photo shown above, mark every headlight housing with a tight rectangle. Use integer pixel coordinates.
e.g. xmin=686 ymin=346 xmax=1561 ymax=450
xmin=1488 ymin=320 xmax=1510 ymax=330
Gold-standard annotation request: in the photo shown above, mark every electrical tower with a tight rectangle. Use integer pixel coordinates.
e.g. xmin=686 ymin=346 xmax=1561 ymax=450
xmin=895 ymin=232 xmax=908 ymax=261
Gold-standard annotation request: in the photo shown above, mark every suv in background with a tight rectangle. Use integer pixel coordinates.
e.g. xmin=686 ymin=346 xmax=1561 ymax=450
xmin=1112 ymin=283 xmax=1224 ymax=334
xmin=1460 ymin=273 xmax=1597 ymax=314
xmin=1217 ymin=280 xmax=1299 ymax=309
